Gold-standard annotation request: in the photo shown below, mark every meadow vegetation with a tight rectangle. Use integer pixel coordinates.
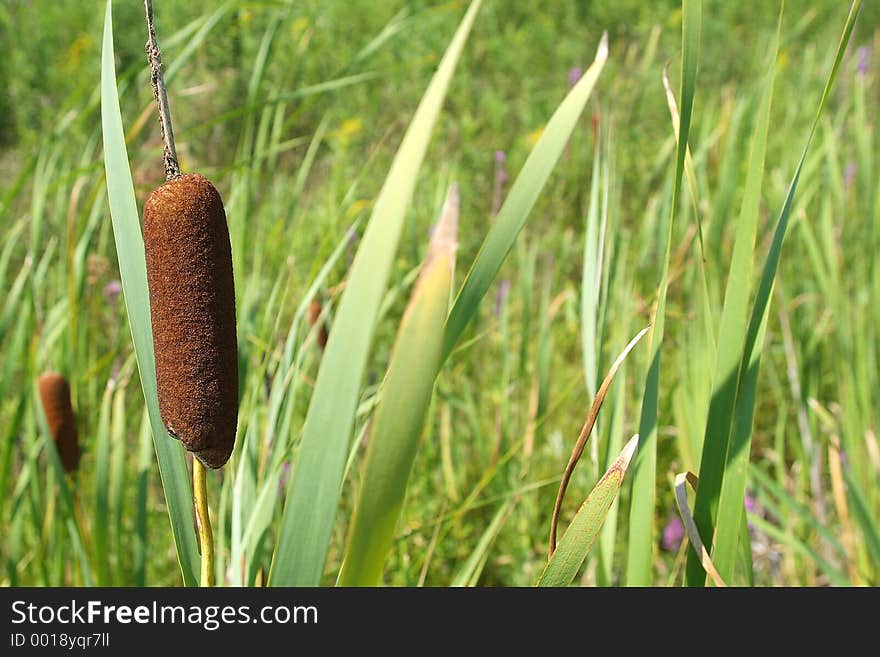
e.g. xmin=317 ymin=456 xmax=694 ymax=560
xmin=0 ymin=0 xmax=877 ymax=586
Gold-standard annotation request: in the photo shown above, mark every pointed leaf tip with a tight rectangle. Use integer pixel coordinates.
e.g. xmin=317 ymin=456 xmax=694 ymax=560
xmin=596 ymin=32 xmax=609 ymax=61
xmin=429 ymin=184 xmax=460 ymax=260
xmin=619 ymin=433 xmax=639 ymax=469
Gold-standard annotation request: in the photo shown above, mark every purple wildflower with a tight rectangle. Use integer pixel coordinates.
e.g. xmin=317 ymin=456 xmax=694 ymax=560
xmin=857 ymin=46 xmax=870 ymax=78
xmin=661 ymin=515 xmax=684 ymax=552
xmin=844 ymin=161 xmax=857 ymax=189
xmin=103 ymin=280 xmax=122 ymax=305
xmin=744 ymin=491 xmax=758 ymax=531
xmin=278 ymin=461 xmax=291 ymax=496
xmin=495 ymin=151 xmax=508 ymax=186
xmin=568 ymin=66 xmax=584 ymax=87
xmin=494 ymin=279 xmax=511 ymax=318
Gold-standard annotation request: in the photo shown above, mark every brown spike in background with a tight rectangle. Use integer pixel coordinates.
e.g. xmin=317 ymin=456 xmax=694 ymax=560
xmin=37 ymin=372 xmax=80 ymax=473
xmin=307 ymin=298 xmax=329 ymax=351
xmin=143 ymin=173 xmax=238 ymax=469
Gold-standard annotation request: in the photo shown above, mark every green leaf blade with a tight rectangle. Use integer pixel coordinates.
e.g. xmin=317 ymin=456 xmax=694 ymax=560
xmin=687 ymin=21 xmax=778 ymax=586
xmin=539 ymin=435 xmax=638 ymax=587
xmin=270 ymin=0 xmax=483 ymax=587
xmin=337 ymin=187 xmax=457 ymax=587
xmin=687 ymin=0 xmax=863 ymax=586
xmin=626 ymin=0 xmax=701 ymax=586
xmin=100 ymin=0 xmax=199 ymax=587
xmin=442 ymin=33 xmax=608 ymax=360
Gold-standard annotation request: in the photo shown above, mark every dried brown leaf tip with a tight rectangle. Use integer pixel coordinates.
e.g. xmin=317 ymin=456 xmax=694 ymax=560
xmin=37 ymin=372 xmax=79 ymax=473
xmin=143 ymin=173 xmax=238 ymax=469
xmin=308 ymin=298 xmax=329 ymax=351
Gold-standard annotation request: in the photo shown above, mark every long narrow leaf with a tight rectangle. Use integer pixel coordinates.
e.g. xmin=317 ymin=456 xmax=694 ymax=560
xmin=626 ymin=0 xmax=701 ymax=586
xmin=549 ymin=325 xmax=649 ymax=553
xmin=270 ymin=0 xmax=482 ymax=586
xmin=441 ymin=33 xmax=608 ymax=360
xmin=538 ymin=435 xmax=638 ymax=587
xmin=338 ymin=186 xmax=458 ymax=586
xmin=674 ymin=472 xmax=726 ymax=587
xmin=687 ymin=16 xmax=779 ymax=586
xmin=100 ymin=0 xmax=199 ymax=586
xmin=451 ymin=497 xmax=516 ymax=587
xmin=581 ymin=137 xmax=602 ymax=397
xmin=688 ymin=0 xmax=862 ymax=586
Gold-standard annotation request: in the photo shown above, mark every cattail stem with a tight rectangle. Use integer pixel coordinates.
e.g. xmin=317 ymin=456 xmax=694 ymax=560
xmin=192 ymin=458 xmax=214 ymax=586
xmin=144 ymin=0 xmax=180 ymax=181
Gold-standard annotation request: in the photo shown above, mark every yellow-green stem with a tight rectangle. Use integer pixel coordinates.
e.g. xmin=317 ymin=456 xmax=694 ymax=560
xmin=192 ymin=458 xmax=214 ymax=587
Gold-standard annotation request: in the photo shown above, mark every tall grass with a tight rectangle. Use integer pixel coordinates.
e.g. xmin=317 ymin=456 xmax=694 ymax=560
xmin=0 ymin=0 xmax=875 ymax=587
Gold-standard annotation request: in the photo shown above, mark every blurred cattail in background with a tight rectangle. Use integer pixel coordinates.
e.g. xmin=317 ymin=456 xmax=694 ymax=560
xmin=308 ymin=298 xmax=330 ymax=351
xmin=86 ymin=254 xmax=110 ymax=287
xmin=37 ymin=372 xmax=80 ymax=473
xmin=143 ymin=173 xmax=238 ymax=469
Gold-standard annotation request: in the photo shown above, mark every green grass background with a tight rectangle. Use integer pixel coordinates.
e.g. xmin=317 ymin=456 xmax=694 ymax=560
xmin=1 ymin=0 xmax=877 ymax=586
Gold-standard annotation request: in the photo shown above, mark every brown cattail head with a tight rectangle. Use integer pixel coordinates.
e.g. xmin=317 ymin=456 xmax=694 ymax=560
xmin=307 ymin=299 xmax=329 ymax=351
xmin=37 ymin=372 xmax=79 ymax=473
xmin=143 ymin=173 xmax=238 ymax=469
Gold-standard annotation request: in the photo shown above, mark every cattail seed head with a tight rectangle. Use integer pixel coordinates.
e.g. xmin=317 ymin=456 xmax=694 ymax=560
xmin=37 ymin=372 xmax=79 ymax=473
xmin=143 ymin=173 xmax=238 ymax=469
